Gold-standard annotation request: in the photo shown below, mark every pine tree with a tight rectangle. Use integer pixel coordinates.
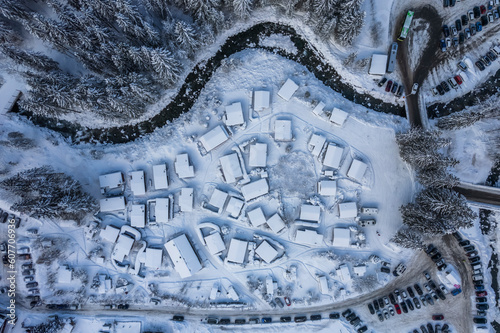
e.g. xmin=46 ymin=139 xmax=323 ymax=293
xmin=390 ymin=227 xmax=424 ymax=250
xmin=436 ymin=111 xmax=486 ymax=130
xmin=174 ymin=20 xmax=199 ymax=54
xmin=232 ymin=0 xmax=254 ymax=18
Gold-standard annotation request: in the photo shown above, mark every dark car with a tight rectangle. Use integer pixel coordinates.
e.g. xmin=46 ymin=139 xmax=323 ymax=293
xmin=432 ymin=314 xmax=444 ymax=320
xmin=420 ymin=325 xmax=429 ymax=333
xmin=481 ymin=5 xmax=487 ymax=14
xmin=474 ymin=280 xmax=484 ymax=286
xmin=249 ymin=318 xmax=259 ymax=324
xmin=431 ymin=253 xmax=442 ymax=262
xmin=280 ymin=316 xmax=292 ymax=322
xmin=385 ymin=80 xmax=393 ymax=92
xmin=310 ymin=314 xmax=322 ymax=321
xmin=172 ymin=315 xmax=184 ymax=322
xmin=207 ymin=318 xmax=218 ymax=324
xmin=346 ymin=313 xmax=357 ymax=321
xmin=476 ymin=297 xmax=487 ymax=303
xmin=427 ymin=323 xmax=435 ymax=333
xmin=373 ymin=299 xmax=379 ymax=310
xmin=436 ymin=290 xmax=446 ymax=300
xmin=0 ymin=212 xmax=8 ymax=224
xmin=487 ymin=51 xmax=498 ymax=61
xmin=26 ymin=282 xmax=38 ymax=288
xmin=235 ymin=319 xmax=246 ymax=324
xmin=395 ymin=85 xmax=404 ymax=98
xmin=117 ymin=304 xmax=129 ymax=309
xmin=443 ymin=0 xmax=449 ymax=7
xmin=378 ymin=298 xmax=385 ymax=308
xmin=466 ymin=250 xmax=478 ymax=257
xmin=464 ymin=245 xmax=475 ymax=252
xmin=475 ymin=60 xmax=486 ymax=71
xmin=391 ymin=82 xmax=398 ymax=94
xmin=476 ymin=21 xmax=483 ymax=32
xmin=474 ymin=6 xmax=481 ymax=18
xmin=295 ymin=316 xmax=307 ymax=322
xmin=219 ymin=318 xmax=230 ymax=325
xmin=342 ymin=309 xmax=352 ymax=317
xmin=481 ymin=15 xmax=489 ymax=26
xmin=401 ymin=301 xmax=408 ymax=313
xmin=381 ymin=266 xmax=391 ymax=274
xmin=452 ymin=37 xmax=459 ymax=46
xmin=368 ymin=303 xmax=375 ymax=314
xmin=461 ymin=15 xmax=469 ymax=26
xmin=475 ymin=285 xmax=485 ymax=291
xmin=473 ymin=317 xmax=488 ymax=324
xmin=455 ymin=19 xmax=462 ymax=31
xmin=413 ymin=297 xmax=421 ymax=309
xmin=442 ymin=25 xmax=450 ymax=37
xmin=329 ymin=312 xmax=340 ymax=319
xmin=414 ymin=284 xmax=424 ymax=296
xmin=470 ymin=256 xmax=481 ymax=263
xmin=436 ymin=84 xmax=445 ymax=95
xmin=470 ymin=24 xmax=477 ymax=36
xmin=437 ymin=263 xmax=448 ymax=271
xmin=458 ymin=32 xmax=465 ymax=44
xmin=440 ymin=81 xmax=450 ymax=92
xmin=407 ymin=287 xmax=415 ymax=298
xmin=406 ymin=299 xmax=414 ymax=311
xmin=378 ymin=77 xmax=387 ymax=87
xmin=459 ymin=240 xmax=470 ymax=246
xmin=428 ymin=247 xmax=439 ymax=256
xmin=476 ymin=303 xmax=489 ymax=310
xmin=482 ymin=55 xmax=492 ymax=66
xmin=357 ymin=326 xmax=368 ymax=333
xmin=389 ymin=293 xmax=396 ymax=304
xmin=452 ymin=232 xmax=463 ymax=241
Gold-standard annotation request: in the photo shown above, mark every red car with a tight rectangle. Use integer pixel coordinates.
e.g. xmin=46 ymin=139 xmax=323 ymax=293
xmin=480 ymin=5 xmax=487 ymax=14
xmin=432 ymin=314 xmax=444 ymax=320
xmin=476 ymin=291 xmax=487 ymax=297
xmin=395 ymin=303 xmax=402 ymax=314
xmin=284 ymin=296 xmax=291 ymax=306
xmin=385 ymin=80 xmax=393 ymax=92
xmin=454 ymin=75 xmax=463 ymax=85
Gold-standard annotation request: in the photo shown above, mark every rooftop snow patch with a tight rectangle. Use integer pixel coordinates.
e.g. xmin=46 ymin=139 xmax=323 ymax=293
xmin=318 ymin=180 xmax=337 ymax=196
xmin=129 ymin=171 xmax=145 ymax=196
xmin=179 ymin=188 xmax=194 ymax=212
xmin=339 ymin=202 xmax=358 ymax=219
xmin=241 ymin=179 xmax=269 ymax=201
xmin=113 ymin=233 xmax=135 ymax=262
xmin=300 ymin=204 xmax=321 ymax=222
xmin=329 ymin=107 xmax=348 ymax=126
xmin=224 ymin=102 xmax=244 ymax=126
xmin=332 ymin=228 xmax=350 ymax=247
xmin=277 ymin=78 xmax=299 ymax=101
xmin=152 ymin=164 xmax=168 ymax=190
xmin=99 ymin=172 xmax=124 ymax=193
xmin=219 ymin=153 xmax=243 ymax=183
xmin=227 ymin=238 xmax=248 ymax=264
xmin=247 ymin=207 xmax=267 ymax=227
xmin=130 ymin=204 xmax=145 ymax=228
xmin=209 ymin=188 xmax=228 ymax=212
xmin=164 ymin=234 xmax=202 ymax=278
xmin=100 ymin=196 xmax=126 ymax=212
xmin=267 ymin=213 xmax=286 ymax=233
xmin=204 ymin=232 xmax=226 ymax=255
xmin=369 ymin=54 xmax=388 ymax=75
xmin=323 ymin=144 xmax=344 ymax=169
xmin=295 ymin=229 xmax=323 ymax=246
xmin=274 ymin=119 xmax=292 ymax=141
xmin=200 ymin=125 xmax=229 ymax=152
xmin=249 ymin=143 xmax=267 ymax=168
xmin=347 ymin=159 xmax=368 ymax=182
xmin=255 ymin=240 xmax=279 ymax=263
xmin=101 ymin=225 xmax=120 ymax=243
xmin=226 ymin=196 xmax=244 ymax=218
xmin=145 ymin=248 xmax=162 ymax=269
xmin=175 ymin=153 xmax=194 ymax=179
xmin=253 ymin=90 xmax=270 ymax=111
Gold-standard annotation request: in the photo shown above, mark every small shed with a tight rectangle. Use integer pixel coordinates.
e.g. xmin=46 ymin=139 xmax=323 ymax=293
xmin=369 ymin=54 xmax=388 ymax=75
xmin=224 ymin=102 xmax=245 ymax=126
xmin=179 ymin=188 xmax=194 ymax=212
xmin=323 ymin=143 xmax=344 ymax=169
xmin=204 ymin=232 xmax=226 ymax=255
xmin=249 ymin=143 xmax=267 ymax=168
xmin=339 ymin=202 xmax=358 ymax=219
xmin=332 ymin=228 xmax=350 ymax=247
xmin=274 ymin=119 xmax=292 ymax=141
xmin=247 ymin=207 xmax=267 ymax=227
xmin=295 ymin=229 xmax=323 ymax=246
xmin=300 ymin=204 xmax=321 ymax=222
xmin=219 ymin=153 xmax=243 ymax=183
xmin=227 ymin=239 xmax=248 ymax=264
xmin=241 ymin=179 xmax=269 ymax=201
xmin=253 ymin=90 xmax=270 ymax=111
xmin=347 ymin=159 xmax=368 ymax=182
xmin=152 ymin=164 xmax=169 ymax=190
xmin=130 ymin=204 xmax=145 ymax=228
xmin=145 ymin=248 xmax=162 ymax=269
xmin=266 ymin=213 xmax=286 ymax=233
xmin=174 ymin=154 xmax=194 ymax=179
xmin=226 ymin=197 xmax=244 ymax=218
xmin=255 ymin=240 xmax=279 ymax=263
xmin=209 ymin=188 xmax=228 ymax=213
xmin=317 ymin=180 xmax=337 ymax=196
xmin=329 ymin=107 xmax=348 ymax=126
xmin=100 ymin=196 xmax=126 ymax=212
xmin=277 ymin=78 xmax=299 ymax=101
xmin=309 ymin=134 xmax=326 ymax=157
xmin=129 ymin=171 xmax=146 ymax=196
xmin=200 ymin=126 xmax=229 ymax=152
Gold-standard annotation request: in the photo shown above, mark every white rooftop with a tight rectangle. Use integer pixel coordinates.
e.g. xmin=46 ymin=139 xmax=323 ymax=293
xmin=339 ymin=202 xmax=358 ymax=219
xmin=241 ymin=179 xmax=269 ymax=201
xmin=155 ymin=198 xmax=170 ymax=223
xmin=277 ymin=78 xmax=299 ymax=101
xmin=209 ymin=188 xmax=228 ymax=211
xmin=113 ymin=233 xmax=135 ymax=262
xmin=200 ymin=125 xmax=229 ymax=152
xmin=226 ymin=197 xmax=244 ymax=218
xmin=129 ymin=171 xmax=146 ymax=196
xmin=100 ymin=196 xmax=126 ymax=212
xmin=323 ymin=143 xmax=344 ymax=169
xmin=219 ymin=153 xmax=243 ymax=183
xmin=353 ymin=265 xmax=367 ymax=276
xmin=249 ymin=143 xmax=267 ymax=168
xmin=332 ymin=228 xmax=350 ymax=247
xmin=312 ymin=101 xmax=325 ymax=116
xmin=227 ymin=238 xmax=248 ymax=264
xmin=274 ymin=119 xmax=292 ymax=141
xmin=266 ymin=213 xmax=286 ymax=233
xmin=99 ymin=172 xmax=124 ymax=190
xmin=295 ymin=229 xmax=323 ymax=246
xmin=247 ymin=207 xmax=267 ymax=227
xmin=255 ymin=240 xmax=279 ymax=263
xmin=130 ymin=204 xmax=145 ymax=228
xmin=152 ymin=164 xmax=168 ymax=190
xmin=204 ymin=232 xmax=226 ymax=255
xmin=369 ymin=54 xmax=388 ymax=75
xmin=309 ymin=134 xmax=326 ymax=157
xmin=224 ymin=102 xmax=245 ymax=126
xmin=164 ymin=234 xmax=202 ymax=278
xmin=347 ymin=159 xmax=368 ymax=182
xmin=100 ymin=225 xmax=120 ymax=243
xmin=145 ymin=248 xmax=162 ymax=269
xmin=57 ymin=267 xmax=72 ymax=284
xmin=179 ymin=188 xmax=194 ymax=212
xmin=337 ymin=264 xmax=352 ymax=282
xmin=300 ymin=204 xmax=321 ymax=222
xmin=330 ymin=107 xmax=348 ymax=126
xmin=318 ymin=180 xmax=337 ymax=196
xmin=253 ymin=90 xmax=270 ymax=111
xmin=174 ymin=154 xmax=194 ymax=179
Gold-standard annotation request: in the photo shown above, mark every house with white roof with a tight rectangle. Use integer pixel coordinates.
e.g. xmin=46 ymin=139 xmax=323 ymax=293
xmin=145 ymin=247 xmax=162 ymax=269
xmin=332 ymin=228 xmax=350 ymax=247
xmin=200 ymin=125 xmax=229 ymax=152
xmin=274 ymin=119 xmax=292 ymax=141
xmin=347 ymin=159 xmax=368 ymax=182
xmin=317 ymin=180 xmax=337 ymax=196
xmin=300 ymin=204 xmax=321 ymax=222
xmin=266 ymin=213 xmax=286 ymax=233
xmin=353 ymin=265 xmax=367 ymax=276
xmin=130 ymin=204 xmax=145 ymax=228
xmin=99 ymin=172 xmax=124 ymax=194
xmin=309 ymin=134 xmax=326 ymax=157
xmin=323 ymin=143 xmax=344 ymax=169
xmin=312 ymin=101 xmax=325 ymax=116
xmin=152 ymin=164 xmax=168 ymax=190
xmin=241 ymin=179 xmax=269 ymax=201
xmin=337 ymin=264 xmax=352 ymax=282
xmin=247 ymin=207 xmax=267 ymax=227
xmin=253 ymin=90 xmax=270 ymax=111
xmin=113 ymin=233 xmax=135 ymax=262
xmin=226 ymin=196 xmax=244 ymax=218
xmin=318 ymin=275 xmax=328 ymax=294
xmin=277 ymin=78 xmax=299 ymax=101
xmin=129 ymin=171 xmax=146 ymax=196
xmin=164 ymin=234 xmax=202 ymax=278
xmin=100 ymin=225 xmax=120 ymax=243
xmin=226 ymin=238 xmax=248 ymax=264
xmin=295 ymin=229 xmax=323 ymax=246
xmin=224 ymin=102 xmax=245 ymax=126
xmin=219 ymin=153 xmax=243 ymax=183
xmin=147 ymin=198 xmax=170 ymax=223
xmin=100 ymin=196 xmax=126 ymax=212
xmin=209 ymin=188 xmax=228 ymax=213
xmin=174 ymin=154 xmax=194 ymax=179
xmin=255 ymin=240 xmax=279 ymax=264
xmin=204 ymin=232 xmax=226 ymax=255
xmin=329 ymin=107 xmax=348 ymax=126
xmin=57 ymin=266 xmax=72 ymax=284
xmin=179 ymin=188 xmax=194 ymax=212
xmin=249 ymin=143 xmax=267 ymax=168
xmin=339 ymin=202 xmax=358 ymax=219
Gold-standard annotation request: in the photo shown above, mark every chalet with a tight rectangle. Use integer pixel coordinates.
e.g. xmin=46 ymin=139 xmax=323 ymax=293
xmin=129 ymin=204 xmax=145 ymax=228
xmin=179 ymin=188 xmax=194 ymax=212
xmin=274 ymin=119 xmax=292 ymax=141
xmin=323 ymin=143 xmax=344 ymax=169
xmin=277 ymin=78 xmax=299 ymax=101
xmin=219 ymin=153 xmax=243 ymax=183
xmin=247 ymin=207 xmax=267 ymax=227
xmin=299 ymin=204 xmax=321 ymax=222
xmin=174 ymin=154 xmax=194 ymax=179
xmin=99 ymin=172 xmax=124 ymax=194
xmin=200 ymin=126 xmax=229 ymax=152
xmin=347 ymin=159 xmax=368 ymax=182
xmin=266 ymin=213 xmax=286 ymax=233
xmin=241 ymin=179 xmax=269 ymax=201
xmin=339 ymin=202 xmax=358 ymax=219
xmin=249 ymin=143 xmax=267 ymax=168
xmin=253 ymin=90 xmax=270 ymax=111
xmin=100 ymin=196 xmax=126 ymax=212
xmin=164 ymin=234 xmax=202 ymax=278
xmin=329 ymin=107 xmax=348 ymax=126
xmin=226 ymin=238 xmax=248 ymax=264
xmin=204 ymin=232 xmax=226 ymax=256
xmin=224 ymin=102 xmax=244 ymax=126
xmin=317 ymin=180 xmax=337 ymax=196
xmin=129 ymin=171 xmax=146 ymax=196
xmin=332 ymin=228 xmax=350 ymax=247
xmin=145 ymin=248 xmax=162 ymax=269
xmin=255 ymin=240 xmax=278 ymax=264
xmin=152 ymin=164 xmax=168 ymax=190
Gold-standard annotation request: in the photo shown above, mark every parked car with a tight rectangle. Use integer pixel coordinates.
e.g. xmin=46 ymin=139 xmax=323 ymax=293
xmin=235 ymin=319 xmax=245 ymax=324
xmin=413 ymin=297 xmax=421 ymax=309
xmin=475 ymin=61 xmax=486 ymax=71
xmin=476 ymin=297 xmax=487 ymax=303
xmin=395 ymin=303 xmax=401 ymax=314
xmin=475 ymin=285 xmax=485 ymax=291
xmin=420 ymin=295 xmax=428 ymax=306
xmin=489 ymin=0 xmax=494 ymax=9
xmin=262 ymin=317 xmax=272 ymax=323
xmin=172 ymin=315 xmax=184 ymax=322
xmin=280 ymin=316 xmax=292 ymax=323
xmin=388 ymin=306 xmax=395 ymax=316
xmin=437 ymin=262 xmax=447 ymax=271
xmin=427 ymin=246 xmax=438 ymax=256
xmin=295 ymin=316 xmax=307 ymax=322
xmin=427 ymin=323 xmax=435 ymax=333
xmin=24 ymin=276 xmax=34 ymax=283
xmin=473 ymin=317 xmax=487 ymax=324
xmin=436 ymin=289 xmax=446 ymax=300
xmin=474 ymin=279 xmax=484 ymax=286
xmin=401 ymin=290 xmax=408 ymax=299
xmin=459 ymin=240 xmax=470 ymax=246
xmin=439 ymin=284 xmax=448 ymax=294
xmin=442 ymin=25 xmax=450 ymax=37
xmin=396 ymin=85 xmax=404 ymax=98
xmin=474 ymin=6 xmax=481 ymax=18
xmin=310 ymin=314 xmax=321 ymax=321
xmin=476 ymin=303 xmax=489 ymax=310
xmin=476 ymin=291 xmax=488 ymax=297
xmin=22 ymin=269 xmax=35 ymax=276
xmin=436 ymin=84 xmax=445 ymax=95
xmin=435 ymin=258 xmax=446 ymax=267
xmin=473 ymin=274 xmax=484 ymax=281
xmin=368 ymin=303 xmax=375 ymax=314
xmin=378 ymin=77 xmax=387 ymax=87
xmin=458 ymin=32 xmax=465 ymax=44
xmin=476 ymin=21 xmax=483 ymax=32
xmin=468 ymin=10 xmax=475 ymax=20
xmin=470 ymin=23 xmax=477 ymax=35
xmin=420 ymin=325 xmax=429 ymax=333
xmin=464 ymin=28 xmax=471 ymax=39
xmin=464 ymin=245 xmax=476 ymax=252
xmin=481 ymin=5 xmax=487 ymax=14
xmin=486 ymin=51 xmax=497 ymax=62
xmin=455 ymin=19 xmax=462 ymax=31
xmin=406 ymin=299 xmax=414 ymax=311
xmin=488 ymin=12 xmax=494 ymax=22
xmin=329 ymin=312 xmax=340 ymax=319
xmin=481 ymin=15 xmax=489 ymax=26
xmin=373 ymin=299 xmax=379 ymax=311
xmin=26 ymin=282 xmax=38 ymax=289
xmin=424 ymin=272 xmax=432 ymax=280
xmin=451 ymin=25 xmax=458 ymax=36
xmin=494 ymin=10 xmax=500 ymax=20
xmin=391 ymin=82 xmax=399 ymax=94
xmin=446 ymin=37 xmax=451 ymax=47
xmin=461 ymin=15 xmax=469 ymax=26
xmin=426 ymin=294 xmax=435 ymax=305
xmin=431 ymin=253 xmax=442 ymax=262
xmin=400 ymin=301 xmax=408 ymax=313
xmin=440 ymin=81 xmax=450 ymax=92
xmin=385 ymin=80 xmax=393 ymax=92
xmin=432 ymin=314 xmax=444 ymax=320
xmin=414 ymin=284 xmax=424 ymax=296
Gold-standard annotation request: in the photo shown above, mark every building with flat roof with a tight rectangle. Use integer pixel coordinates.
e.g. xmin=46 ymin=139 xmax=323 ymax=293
xmin=329 ymin=107 xmax=348 ymax=126
xmin=200 ymin=126 xmax=229 ymax=152
xmin=219 ymin=153 xmax=243 ymax=183
xmin=204 ymin=232 xmax=226 ymax=255
xmin=174 ymin=154 xmax=194 ymax=179
xmin=241 ymin=179 xmax=269 ymax=201
xmin=130 ymin=204 xmax=145 ymax=228
xmin=253 ymin=90 xmax=270 ymax=111
xmin=100 ymin=196 xmax=126 ymax=212
xmin=99 ymin=172 xmax=124 ymax=194
xmin=152 ymin=164 xmax=168 ymax=190
xmin=129 ymin=171 xmax=146 ymax=196
xmin=209 ymin=188 xmax=228 ymax=213
xmin=226 ymin=238 xmax=248 ymax=264
xmin=295 ymin=229 xmax=323 ymax=246
xmin=339 ymin=202 xmax=358 ymax=219
xmin=164 ymin=234 xmax=202 ymax=278
xmin=249 ymin=143 xmax=267 ymax=168
xmin=332 ymin=228 xmax=350 ymax=247
xmin=145 ymin=247 xmax=162 ymax=269
xmin=369 ymin=54 xmax=388 ymax=75
xmin=226 ymin=196 xmax=244 ymax=218
xmin=274 ymin=119 xmax=292 ymax=141
xmin=255 ymin=240 xmax=278 ymax=263
xmin=347 ymin=159 xmax=368 ymax=182
xmin=300 ymin=204 xmax=321 ymax=222
xmin=323 ymin=143 xmax=344 ymax=169
xmin=224 ymin=102 xmax=244 ymax=126
xmin=266 ymin=213 xmax=285 ymax=233
xmin=318 ymin=180 xmax=337 ymax=196
xmin=179 ymin=188 xmax=194 ymax=212
xmin=247 ymin=207 xmax=267 ymax=227
xmin=277 ymin=78 xmax=299 ymax=101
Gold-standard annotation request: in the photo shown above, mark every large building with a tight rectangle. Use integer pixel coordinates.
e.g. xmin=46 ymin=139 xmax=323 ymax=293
xmin=347 ymin=159 xmax=368 ymax=182
xmin=130 ymin=204 xmax=145 ymax=228
xmin=274 ymin=119 xmax=292 ymax=141
xmin=164 ymin=234 xmax=202 ymax=278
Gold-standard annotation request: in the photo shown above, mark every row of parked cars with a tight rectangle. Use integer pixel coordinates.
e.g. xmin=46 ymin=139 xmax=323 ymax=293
xmin=474 ymin=46 xmax=499 ymax=70
xmin=425 ymin=244 xmax=448 ymax=271
xmin=410 ymin=322 xmax=452 ymax=333
xmin=377 ymin=77 xmax=405 ymax=97
xmin=452 ymin=232 xmax=489 ymax=328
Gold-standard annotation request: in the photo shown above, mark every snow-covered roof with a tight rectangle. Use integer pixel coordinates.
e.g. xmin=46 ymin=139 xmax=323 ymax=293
xmin=99 ymin=172 xmax=124 ymax=191
xmin=204 ymin=232 xmax=226 ymax=255
xmin=318 ymin=276 xmax=328 ymax=294
xmin=253 ymin=90 xmax=270 ymax=111
xmin=247 ymin=207 xmax=267 ymax=227
xmin=309 ymin=134 xmax=326 ymax=157
xmin=164 ymin=234 xmax=202 ymax=278
xmin=300 ymin=204 xmax=321 ymax=222
xmin=339 ymin=202 xmax=358 ymax=219
xmin=255 ymin=240 xmax=278 ymax=263
xmin=100 ymin=196 xmax=126 ymax=212
xmin=200 ymin=125 xmax=229 ymax=152
xmin=227 ymin=238 xmax=248 ymax=264
xmin=145 ymin=248 xmax=162 ymax=269
xmin=318 ymin=180 xmax=337 ymax=196
xmin=274 ymin=119 xmax=292 ymax=141
xmin=129 ymin=171 xmax=145 ymax=196
xmin=332 ymin=228 xmax=350 ymax=247
xmin=241 ymin=179 xmax=269 ymax=201
xmin=130 ymin=204 xmax=145 ymax=228
xmin=445 ymin=270 xmax=461 ymax=286
xmin=155 ymin=198 xmax=170 ymax=223
xmin=219 ymin=153 xmax=243 ymax=183
xmin=267 ymin=213 xmax=285 ymax=233
xmin=249 ymin=143 xmax=267 ymax=167
xmin=347 ymin=159 xmax=368 ymax=182
xmin=152 ymin=164 xmax=168 ymax=190
xmin=226 ymin=197 xmax=244 ymax=218
xmin=312 ymin=101 xmax=325 ymax=116
xmin=57 ymin=267 xmax=72 ymax=284
xmin=224 ymin=102 xmax=244 ymax=126
xmin=100 ymin=225 xmax=120 ymax=243
xmin=226 ymin=285 xmax=239 ymax=301
xmin=209 ymin=188 xmax=228 ymax=211
xmin=369 ymin=54 xmax=388 ymax=75
xmin=323 ymin=143 xmax=344 ymax=169
xmin=113 ymin=233 xmax=135 ymax=262
xmin=115 ymin=322 xmax=141 ymax=333
xmin=353 ymin=265 xmax=366 ymax=276
xmin=277 ymin=78 xmax=299 ymax=101
xmin=337 ymin=264 xmax=351 ymax=282
xmin=179 ymin=188 xmax=194 ymax=212
xmin=329 ymin=107 xmax=348 ymax=126
xmin=295 ymin=229 xmax=323 ymax=246
xmin=174 ymin=153 xmax=194 ymax=179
